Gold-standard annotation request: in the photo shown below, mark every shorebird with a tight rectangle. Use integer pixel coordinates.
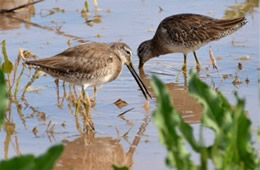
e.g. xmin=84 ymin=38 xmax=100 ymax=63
xmin=25 ymin=42 xmax=151 ymax=106
xmin=137 ymin=13 xmax=247 ymax=70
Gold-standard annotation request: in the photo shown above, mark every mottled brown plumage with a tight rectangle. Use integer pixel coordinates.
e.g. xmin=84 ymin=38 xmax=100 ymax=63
xmin=25 ymin=42 xmax=151 ymax=100
xmin=138 ymin=13 xmax=247 ymax=69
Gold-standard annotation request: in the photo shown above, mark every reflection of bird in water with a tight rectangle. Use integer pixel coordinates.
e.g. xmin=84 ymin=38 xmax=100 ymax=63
xmin=0 ymin=0 xmax=35 ymax=30
xmin=25 ymin=42 xmax=151 ymax=109
xmin=56 ymin=135 xmax=133 ymax=170
xmin=139 ymin=68 xmax=202 ymax=123
xmin=137 ymin=13 xmax=247 ymax=71
xmin=55 ymin=111 xmax=151 ymax=170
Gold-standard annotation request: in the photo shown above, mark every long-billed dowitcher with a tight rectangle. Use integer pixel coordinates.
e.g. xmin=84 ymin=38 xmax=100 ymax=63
xmin=137 ymin=13 xmax=247 ymax=70
xmin=25 ymin=42 xmax=151 ymax=104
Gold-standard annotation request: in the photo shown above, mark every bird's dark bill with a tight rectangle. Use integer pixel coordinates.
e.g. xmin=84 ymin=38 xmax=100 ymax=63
xmin=127 ymin=63 xmax=151 ymax=100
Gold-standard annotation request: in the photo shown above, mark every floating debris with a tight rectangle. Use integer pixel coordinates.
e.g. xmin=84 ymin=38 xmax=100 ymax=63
xmin=61 ymin=121 xmax=67 ymax=128
xmin=67 ymin=39 xmax=72 ymax=46
xmin=148 ymin=29 xmax=155 ymax=32
xmin=245 ymin=77 xmax=250 ymax=84
xmin=232 ymin=75 xmax=242 ymax=86
xmin=239 ymin=55 xmax=250 ymax=61
xmin=158 ymin=6 xmax=164 ymax=13
xmin=32 ymin=127 xmax=38 ymax=136
xmin=96 ymin=33 xmax=102 ymax=38
xmin=215 ymin=56 xmax=223 ymax=61
xmin=238 ymin=62 xmax=243 ymax=71
xmin=223 ymin=74 xmax=233 ymax=80
xmin=114 ymin=99 xmax=128 ymax=108
xmin=39 ymin=112 xmax=46 ymax=122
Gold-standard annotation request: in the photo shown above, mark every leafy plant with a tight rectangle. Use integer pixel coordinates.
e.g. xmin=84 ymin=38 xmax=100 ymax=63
xmin=1 ymin=40 xmax=13 ymax=74
xmin=0 ymin=69 xmax=8 ymax=128
xmin=0 ymin=145 xmax=64 ymax=170
xmin=112 ymin=165 xmax=129 ymax=170
xmin=151 ymin=71 xmax=260 ymax=170
xmin=0 ymin=44 xmax=63 ymax=170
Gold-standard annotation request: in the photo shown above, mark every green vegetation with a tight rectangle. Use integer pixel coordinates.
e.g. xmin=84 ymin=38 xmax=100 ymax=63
xmin=0 ymin=68 xmax=63 ymax=170
xmin=0 ymin=145 xmax=63 ymax=170
xmin=1 ymin=40 xmax=13 ymax=74
xmin=0 ymin=42 xmax=63 ymax=170
xmin=151 ymin=71 xmax=260 ymax=170
xmin=112 ymin=165 xmax=130 ymax=170
xmin=0 ymin=69 xmax=8 ymax=129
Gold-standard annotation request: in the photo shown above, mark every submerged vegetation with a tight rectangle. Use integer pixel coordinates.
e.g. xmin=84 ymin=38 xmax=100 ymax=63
xmin=0 ymin=47 xmax=63 ymax=170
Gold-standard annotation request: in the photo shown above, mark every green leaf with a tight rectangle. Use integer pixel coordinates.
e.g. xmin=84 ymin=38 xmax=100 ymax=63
xmin=151 ymin=75 xmax=197 ymax=170
xmin=35 ymin=144 xmax=64 ymax=170
xmin=188 ymin=71 xmax=232 ymax=135
xmin=0 ymin=155 xmax=35 ymax=170
xmin=1 ymin=40 xmax=13 ymax=73
xmin=188 ymin=70 xmax=259 ymax=168
xmin=257 ymin=128 xmax=260 ymax=143
xmin=112 ymin=165 xmax=129 ymax=170
xmin=151 ymin=70 xmax=259 ymax=170
xmin=0 ymin=145 xmax=64 ymax=170
xmin=0 ymin=69 xmax=8 ymax=129
xmin=84 ymin=1 xmax=89 ymax=12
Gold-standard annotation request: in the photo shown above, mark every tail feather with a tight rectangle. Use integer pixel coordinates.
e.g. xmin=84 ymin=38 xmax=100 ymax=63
xmin=216 ymin=17 xmax=247 ymax=29
xmin=209 ymin=17 xmax=247 ymax=41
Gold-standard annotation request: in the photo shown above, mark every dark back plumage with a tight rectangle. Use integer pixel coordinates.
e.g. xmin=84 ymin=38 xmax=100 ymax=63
xmin=154 ymin=13 xmax=247 ymax=47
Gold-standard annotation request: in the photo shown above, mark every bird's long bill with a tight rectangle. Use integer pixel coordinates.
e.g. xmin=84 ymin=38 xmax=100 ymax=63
xmin=127 ymin=63 xmax=152 ymax=100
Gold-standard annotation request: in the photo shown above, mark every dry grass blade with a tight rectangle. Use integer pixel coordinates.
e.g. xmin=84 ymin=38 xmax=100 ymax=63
xmin=19 ymin=49 xmax=38 ymax=60
xmin=22 ymin=69 xmax=44 ymax=99
xmin=46 ymin=120 xmax=52 ymax=131
xmin=117 ymin=108 xmax=134 ymax=118
xmin=209 ymin=47 xmax=219 ymax=72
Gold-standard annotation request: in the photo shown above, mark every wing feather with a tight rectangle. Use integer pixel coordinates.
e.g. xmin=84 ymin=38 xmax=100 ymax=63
xmin=25 ymin=43 xmax=117 ymax=75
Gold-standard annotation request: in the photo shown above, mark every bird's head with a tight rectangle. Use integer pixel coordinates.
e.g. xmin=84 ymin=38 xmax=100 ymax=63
xmin=137 ymin=40 xmax=154 ymax=69
xmin=110 ymin=42 xmax=133 ymax=66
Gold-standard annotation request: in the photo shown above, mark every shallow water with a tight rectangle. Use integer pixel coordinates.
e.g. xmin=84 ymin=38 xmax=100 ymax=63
xmin=0 ymin=0 xmax=259 ymax=169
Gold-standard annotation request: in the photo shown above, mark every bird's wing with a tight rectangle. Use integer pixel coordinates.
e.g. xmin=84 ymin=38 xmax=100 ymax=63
xmin=25 ymin=43 xmax=119 ymax=75
xmin=157 ymin=14 xmax=246 ymax=44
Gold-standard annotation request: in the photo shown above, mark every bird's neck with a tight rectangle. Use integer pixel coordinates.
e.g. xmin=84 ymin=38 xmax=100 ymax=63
xmin=150 ymin=37 xmax=170 ymax=57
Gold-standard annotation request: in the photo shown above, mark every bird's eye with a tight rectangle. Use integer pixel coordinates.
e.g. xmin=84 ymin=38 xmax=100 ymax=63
xmin=126 ymin=50 xmax=131 ymax=56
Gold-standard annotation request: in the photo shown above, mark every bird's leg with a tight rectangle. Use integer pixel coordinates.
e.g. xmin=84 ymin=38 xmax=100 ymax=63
xmin=81 ymin=85 xmax=95 ymax=131
xmin=81 ymin=85 xmax=91 ymax=110
xmin=193 ymin=51 xmax=201 ymax=72
xmin=182 ymin=54 xmax=187 ymax=72
xmin=91 ymin=85 xmax=103 ymax=101
xmin=55 ymin=79 xmax=60 ymax=104
xmin=91 ymin=86 xmax=97 ymax=102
